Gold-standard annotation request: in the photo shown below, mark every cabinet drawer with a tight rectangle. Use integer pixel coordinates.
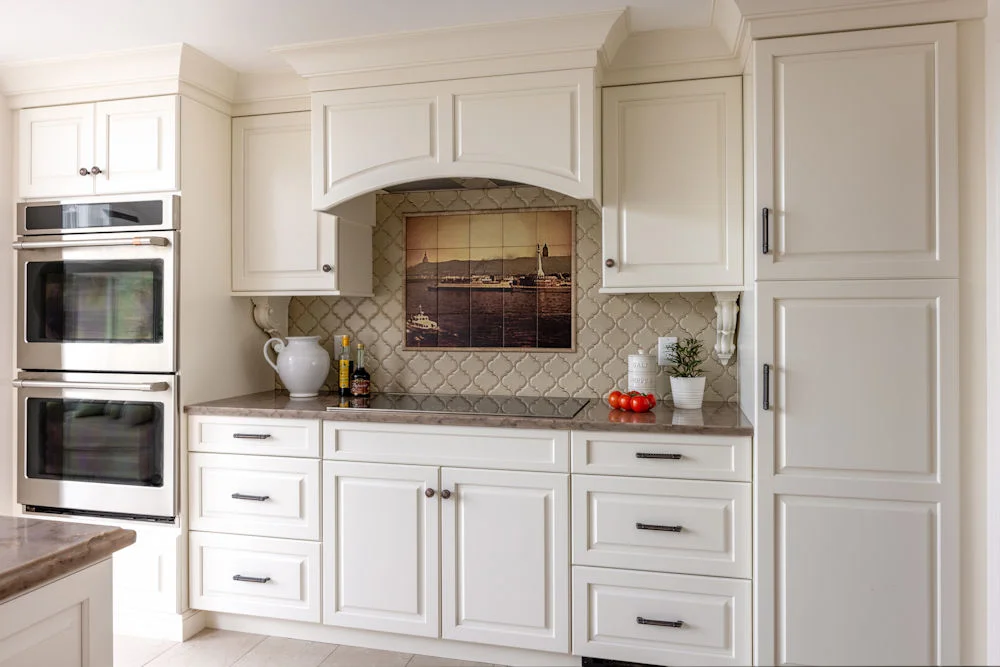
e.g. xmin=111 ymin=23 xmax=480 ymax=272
xmin=189 ymin=453 xmax=320 ymax=540
xmin=573 ymin=566 xmax=750 ymax=667
xmin=325 ymin=422 xmax=569 ymax=472
xmin=571 ymin=432 xmax=750 ymax=481
xmin=189 ymin=532 xmax=320 ymax=623
xmin=189 ymin=416 xmax=320 ymax=457
xmin=573 ymin=476 xmax=750 ymax=578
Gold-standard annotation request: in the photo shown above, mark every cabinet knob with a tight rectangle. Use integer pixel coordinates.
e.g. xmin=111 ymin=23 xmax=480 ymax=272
xmin=440 ymin=489 xmax=452 ymax=499
xmin=79 ymin=168 xmax=90 ymax=176
xmin=322 ymin=264 xmax=333 ymax=273
xmin=90 ymin=166 xmax=103 ymax=176
xmin=605 ymin=258 xmax=615 ymax=268
xmin=425 ymin=488 xmax=435 ymax=498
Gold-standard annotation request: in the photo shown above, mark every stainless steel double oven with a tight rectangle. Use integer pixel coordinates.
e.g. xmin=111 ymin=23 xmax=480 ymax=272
xmin=14 ymin=195 xmax=179 ymax=521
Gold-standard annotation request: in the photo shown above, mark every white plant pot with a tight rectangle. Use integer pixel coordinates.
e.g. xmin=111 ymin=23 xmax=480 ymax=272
xmin=670 ymin=376 xmax=706 ymax=410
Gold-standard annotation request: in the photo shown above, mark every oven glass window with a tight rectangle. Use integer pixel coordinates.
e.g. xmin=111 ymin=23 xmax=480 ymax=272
xmin=24 ymin=200 xmax=165 ymax=231
xmin=25 ymin=260 xmax=164 ymax=343
xmin=25 ymin=398 xmax=164 ymax=487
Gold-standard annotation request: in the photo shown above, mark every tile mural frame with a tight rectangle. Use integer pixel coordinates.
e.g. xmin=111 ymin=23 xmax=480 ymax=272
xmin=402 ymin=206 xmax=577 ymax=352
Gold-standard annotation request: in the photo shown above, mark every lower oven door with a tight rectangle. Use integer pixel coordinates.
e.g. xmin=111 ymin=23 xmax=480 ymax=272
xmin=15 ymin=371 xmax=177 ymax=519
xmin=15 ymin=231 xmax=176 ymax=373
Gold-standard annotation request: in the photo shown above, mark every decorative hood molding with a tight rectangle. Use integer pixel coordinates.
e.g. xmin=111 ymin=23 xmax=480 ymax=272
xmin=272 ymin=9 xmax=629 ymax=91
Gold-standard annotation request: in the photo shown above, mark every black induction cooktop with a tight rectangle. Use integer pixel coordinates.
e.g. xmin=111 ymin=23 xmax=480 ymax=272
xmin=326 ymin=392 xmax=589 ymax=419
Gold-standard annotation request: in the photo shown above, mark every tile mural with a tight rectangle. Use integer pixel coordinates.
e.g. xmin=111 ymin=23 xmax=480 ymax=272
xmin=287 ymin=186 xmax=738 ymax=402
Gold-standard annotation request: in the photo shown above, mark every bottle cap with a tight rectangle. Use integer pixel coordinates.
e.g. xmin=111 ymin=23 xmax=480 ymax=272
xmin=358 ymin=342 xmax=365 ymax=349
xmin=341 ymin=335 xmax=349 ymax=346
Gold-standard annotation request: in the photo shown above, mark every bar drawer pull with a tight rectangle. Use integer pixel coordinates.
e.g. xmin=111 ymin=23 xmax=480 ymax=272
xmin=636 ymin=522 xmax=682 ymax=532
xmin=762 ymin=364 xmax=771 ymax=411
xmin=635 ymin=452 xmax=683 ymax=460
xmin=233 ymin=433 xmax=271 ymax=440
xmin=762 ymin=207 xmax=771 ymax=255
xmin=231 ymin=493 xmax=270 ymax=502
xmin=232 ymin=575 xmax=271 ymax=584
xmin=637 ymin=617 xmax=684 ymax=629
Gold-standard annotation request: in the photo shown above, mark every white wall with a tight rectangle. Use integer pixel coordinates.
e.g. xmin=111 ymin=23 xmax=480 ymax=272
xmin=0 ymin=94 xmax=11 ymax=515
xmin=959 ymin=19 xmax=988 ymax=665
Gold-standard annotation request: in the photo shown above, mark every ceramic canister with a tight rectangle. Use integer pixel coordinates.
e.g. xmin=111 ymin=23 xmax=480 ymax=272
xmin=627 ymin=349 xmax=658 ymax=395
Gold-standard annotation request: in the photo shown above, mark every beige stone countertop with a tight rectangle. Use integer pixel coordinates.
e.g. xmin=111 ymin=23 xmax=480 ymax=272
xmin=185 ymin=391 xmax=753 ymax=436
xmin=0 ymin=516 xmax=136 ymax=603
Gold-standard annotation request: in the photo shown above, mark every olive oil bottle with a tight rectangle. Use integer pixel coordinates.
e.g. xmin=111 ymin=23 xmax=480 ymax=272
xmin=338 ymin=335 xmax=353 ymax=397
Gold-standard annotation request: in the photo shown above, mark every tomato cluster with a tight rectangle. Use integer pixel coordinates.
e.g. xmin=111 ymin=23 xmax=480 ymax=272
xmin=607 ymin=390 xmax=656 ymax=413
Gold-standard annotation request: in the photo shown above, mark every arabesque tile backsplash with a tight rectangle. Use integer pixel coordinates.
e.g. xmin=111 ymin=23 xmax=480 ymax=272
xmin=288 ymin=186 xmax=738 ymax=402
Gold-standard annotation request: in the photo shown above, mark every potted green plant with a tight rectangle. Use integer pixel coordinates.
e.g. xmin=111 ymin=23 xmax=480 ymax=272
xmin=667 ymin=337 xmax=707 ymax=410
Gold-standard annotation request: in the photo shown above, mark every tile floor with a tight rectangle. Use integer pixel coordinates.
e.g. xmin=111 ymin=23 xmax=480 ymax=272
xmin=115 ymin=629 xmax=505 ymax=667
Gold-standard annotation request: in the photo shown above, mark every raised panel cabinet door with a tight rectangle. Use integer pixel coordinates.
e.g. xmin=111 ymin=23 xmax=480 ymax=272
xmin=441 ymin=467 xmax=569 ymax=653
xmin=233 ymin=112 xmax=339 ymax=293
xmin=18 ymin=103 xmax=95 ymax=198
xmin=94 ymin=95 xmax=179 ymax=195
xmin=754 ymin=279 xmax=958 ymax=665
xmin=602 ymin=77 xmax=742 ymax=292
xmin=322 ymin=461 xmax=440 ymax=637
xmin=754 ymin=23 xmax=958 ymax=280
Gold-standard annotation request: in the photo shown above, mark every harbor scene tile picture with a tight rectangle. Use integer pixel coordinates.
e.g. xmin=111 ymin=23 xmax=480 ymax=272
xmin=404 ymin=208 xmax=575 ymax=350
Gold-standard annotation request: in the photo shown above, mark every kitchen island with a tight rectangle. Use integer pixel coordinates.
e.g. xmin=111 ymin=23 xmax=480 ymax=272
xmin=0 ymin=516 xmax=136 ymax=667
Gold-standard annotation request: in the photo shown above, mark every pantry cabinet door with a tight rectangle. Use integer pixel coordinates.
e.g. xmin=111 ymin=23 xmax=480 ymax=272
xmin=322 ymin=461 xmax=440 ymax=637
xmin=754 ymin=23 xmax=957 ymax=280
xmin=94 ymin=96 xmax=179 ymax=195
xmin=754 ymin=279 xmax=958 ymax=665
xmin=602 ymin=77 xmax=742 ymax=292
xmin=18 ymin=103 xmax=95 ymax=198
xmin=232 ymin=112 xmax=340 ymax=294
xmin=441 ymin=467 xmax=569 ymax=653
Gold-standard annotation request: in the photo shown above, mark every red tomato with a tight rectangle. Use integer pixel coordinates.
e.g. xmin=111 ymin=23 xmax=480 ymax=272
xmin=646 ymin=393 xmax=657 ymax=407
xmin=616 ymin=394 xmax=632 ymax=411
xmin=608 ymin=390 xmax=622 ymax=407
xmin=630 ymin=395 xmax=651 ymax=413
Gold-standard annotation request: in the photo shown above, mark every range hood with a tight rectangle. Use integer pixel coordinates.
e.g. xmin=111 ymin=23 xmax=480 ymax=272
xmin=274 ymin=11 xmax=628 ymax=211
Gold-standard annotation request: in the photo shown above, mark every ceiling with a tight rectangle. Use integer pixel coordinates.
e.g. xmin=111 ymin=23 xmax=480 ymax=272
xmin=0 ymin=0 xmax=717 ymax=72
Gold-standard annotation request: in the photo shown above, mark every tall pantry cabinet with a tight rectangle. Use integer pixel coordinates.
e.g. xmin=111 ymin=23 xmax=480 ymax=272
xmin=745 ymin=23 xmax=959 ymax=665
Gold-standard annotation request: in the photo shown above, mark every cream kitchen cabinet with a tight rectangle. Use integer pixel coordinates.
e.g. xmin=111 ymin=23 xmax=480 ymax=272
xmin=753 ymin=23 xmax=958 ymax=281
xmin=231 ymin=112 xmax=374 ymax=296
xmin=601 ymin=77 xmax=742 ymax=293
xmin=18 ymin=95 xmax=179 ymax=198
xmin=311 ymin=69 xmax=598 ymax=210
xmin=322 ymin=460 xmax=570 ymax=653
xmin=752 ymin=279 xmax=958 ymax=665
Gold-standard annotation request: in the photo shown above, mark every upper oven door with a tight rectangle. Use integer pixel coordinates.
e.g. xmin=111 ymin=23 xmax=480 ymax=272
xmin=17 ymin=195 xmax=179 ymax=236
xmin=15 ymin=231 xmax=177 ymax=373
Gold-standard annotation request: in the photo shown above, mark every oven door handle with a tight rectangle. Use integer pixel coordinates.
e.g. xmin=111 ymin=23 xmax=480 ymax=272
xmin=11 ymin=379 xmax=170 ymax=392
xmin=12 ymin=237 xmax=170 ymax=250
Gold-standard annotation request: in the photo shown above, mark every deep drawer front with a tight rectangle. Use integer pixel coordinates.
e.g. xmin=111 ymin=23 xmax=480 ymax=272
xmin=189 ymin=453 xmax=320 ymax=540
xmin=324 ymin=422 xmax=570 ymax=472
xmin=573 ymin=475 xmax=750 ymax=579
xmin=189 ymin=532 xmax=321 ymax=623
xmin=573 ymin=566 xmax=751 ymax=667
xmin=189 ymin=416 xmax=321 ymax=457
xmin=571 ymin=432 xmax=750 ymax=482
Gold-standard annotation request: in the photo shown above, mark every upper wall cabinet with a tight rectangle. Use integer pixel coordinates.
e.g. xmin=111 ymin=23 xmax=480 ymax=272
xmin=754 ymin=23 xmax=958 ymax=281
xmin=601 ymin=77 xmax=743 ymax=293
xmin=311 ymin=69 xmax=598 ymax=210
xmin=18 ymin=95 xmax=179 ymax=199
xmin=232 ymin=112 xmax=374 ymax=296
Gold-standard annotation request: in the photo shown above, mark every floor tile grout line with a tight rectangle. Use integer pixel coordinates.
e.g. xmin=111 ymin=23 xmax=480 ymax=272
xmin=228 ymin=633 xmax=269 ymax=667
xmin=138 ymin=640 xmax=178 ymax=667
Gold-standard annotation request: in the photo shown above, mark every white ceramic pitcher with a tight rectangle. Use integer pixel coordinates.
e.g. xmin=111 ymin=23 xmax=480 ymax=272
xmin=263 ymin=336 xmax=330 ymax=398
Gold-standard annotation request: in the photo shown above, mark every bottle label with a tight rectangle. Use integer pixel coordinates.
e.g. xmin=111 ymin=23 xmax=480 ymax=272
xmin=339 ymin=360 xmax=350 ymax=389
xmin=350 ymin=378 xmax=370 ymax=397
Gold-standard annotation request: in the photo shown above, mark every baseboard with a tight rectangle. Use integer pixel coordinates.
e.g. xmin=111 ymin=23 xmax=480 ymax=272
xmin=115 ymin=608 xmax=206 ymax=642
xmin=202 ymin=612 xmax=581 ymax=667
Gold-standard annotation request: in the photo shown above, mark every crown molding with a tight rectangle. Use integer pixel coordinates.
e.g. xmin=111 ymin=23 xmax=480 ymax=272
xmin=232 ymin=70 xmax=310 ymax=116
xmin=0 ymin=43 xmax=237 ymax=112
xmin=272 ymin=9 xmax=628 ymax=91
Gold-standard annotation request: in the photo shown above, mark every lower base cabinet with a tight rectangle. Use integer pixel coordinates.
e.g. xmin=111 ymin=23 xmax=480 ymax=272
xmin=189 ymin=532 xmax=321 ymax=623
xmin=322 ymin=461 xmax=570 ymax=653
xmin=573 ymin=566 xmax=751 ymax=667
